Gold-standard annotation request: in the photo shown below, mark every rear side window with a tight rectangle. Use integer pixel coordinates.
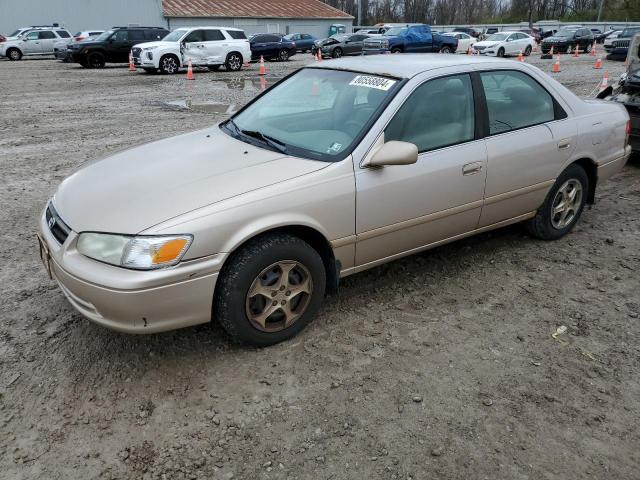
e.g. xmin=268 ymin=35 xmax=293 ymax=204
xmin=184 ymin=30 xmax=204 ymax=42
xmin=39 ymin=31 xmax=56 ymax=39
xmin=204 ymin=30 xmax=225 ymax=41
xmin=480 ymin=70 xmax=555 ymax=135
xmin=265 ymin=34 xmax=281 ymax=42
xmin=129 ymin=30 xmax=145 ymax=41
xmin=56 ymin=30 xmax=71 ymax=38
xmin=227 ymin=30 xmax=246 ymax=40
xmin=144 ymin=30 xmax=164 ymax=40
xmin=385 ymin=74 xmax=475 ymax=153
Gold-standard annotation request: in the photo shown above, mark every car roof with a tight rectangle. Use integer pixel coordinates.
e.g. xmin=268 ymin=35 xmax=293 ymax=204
xmin=306 ymin=54 xmax=520 ymax=79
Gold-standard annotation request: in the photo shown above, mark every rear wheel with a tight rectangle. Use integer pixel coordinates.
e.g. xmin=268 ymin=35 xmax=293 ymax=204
xmin=214 ymin=234 xmax=326 ymax=347
xmin=524 ymin=45 xmax=532 ymax=56
xmin=225 ymin=52 xmax=243 ymax=71
xmin=439 ymin=46 xmax=452 ymax=53
xmin=390 ymin=47 xmax=402 ymax=54
xmin=332 ymin=47 xmax=343 ymax=58
xmin=159 ymin=54 xmax=179 ymax=74
xmin=7 ymin=48 xmax=22 ymax=61
xmin=525 ymin=164 xmax=589 ymax=240
xmin=88 ymin=52 xmax=105 ymax=68
xmin=585 ymin=42 xmax=592 ymax=53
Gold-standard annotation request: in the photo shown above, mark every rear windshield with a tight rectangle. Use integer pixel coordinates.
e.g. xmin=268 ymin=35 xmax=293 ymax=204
xmin=227 ymin=30 xmax=246 ymax=39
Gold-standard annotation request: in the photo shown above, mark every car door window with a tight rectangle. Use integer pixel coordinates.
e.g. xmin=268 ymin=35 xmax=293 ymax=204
xmin=129 ymin=30 xmax=145 ymax=42
xmin=204 ymin=30 xmax=224 ymax=41
xmin=25 ymin=32 xmax=39 ymax=40
xmin=113 ymin=30 xmax=129 ymax=42
xmin=56 ymin=30 xmax=71 ymax=38
xmin=480 ymin=70 xmax=557 ymax=135
xmin=228 ymin=30 xmax=247 ymax=39
xmin=39 ymin=31 xmax=56 ymax=39
xmin=385 ymin=74 xmax=475 ymax=153
xmin=184 ymin=30 xmax=204 ymax=43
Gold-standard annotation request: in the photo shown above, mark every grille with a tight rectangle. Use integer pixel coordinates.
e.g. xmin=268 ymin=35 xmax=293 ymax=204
xmin=131 ymin=47 xmax=141 ymax=61
xmin=474 ymin=45 xmax=487 ymax=51
xmin=363 ymin=40 xmax=383 ymax=48
xmin=46 ymin=203 xmax=71 ymax=245
xmin=612 ymin=39 xmax=630 ymax=48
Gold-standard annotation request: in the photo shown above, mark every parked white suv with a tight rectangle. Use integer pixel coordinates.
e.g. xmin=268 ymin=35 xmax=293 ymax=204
xmin=0 ymin=27 xmax=73 ymax=60
xmin=132 ymin=27 xmax=251 ymax=74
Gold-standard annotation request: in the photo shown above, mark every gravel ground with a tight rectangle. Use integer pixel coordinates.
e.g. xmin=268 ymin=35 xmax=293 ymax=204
xmin=0 ymin=52 xmax=638 ymax=480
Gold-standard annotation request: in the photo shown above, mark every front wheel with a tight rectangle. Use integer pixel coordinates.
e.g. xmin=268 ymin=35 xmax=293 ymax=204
xmin=524 ymin=45 xmax=532 ymax=56
xmin=439 ymin=46 xmax=452 ymax=54
xmin=390 ymin=47 xmax=403 ymax=54
xmin=7 ymin=48 xmax=22 ymax=61
xmin=159 ymin=54 xmax=179 ymax=74
xmin=278 ymin=49 xmax=290 ymax=61
xmin=585 ymin=43 xmax=592 ymax=53
xmin=214 ymin=234 xmax=326 ymax=347
xmin=87 ymin=52 xmax=105 ymax=68
xmin=225 ymin=52 xmax=243 ymax=71
xmin=525 ymin=164 xmax=589 ymax=240
xmin=332 ymin=47 xmax=343 ymax=58
xmin=497 ymin=47 xmax=505 ymax=57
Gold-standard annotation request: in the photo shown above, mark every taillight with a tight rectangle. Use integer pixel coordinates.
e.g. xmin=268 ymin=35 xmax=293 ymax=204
xmin=75 ymin=36 xmax=85 ymax=42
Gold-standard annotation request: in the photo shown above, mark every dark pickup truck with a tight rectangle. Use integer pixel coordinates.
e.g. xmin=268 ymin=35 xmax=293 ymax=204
xmin=362 ymin=24 xmax=458 ymax=54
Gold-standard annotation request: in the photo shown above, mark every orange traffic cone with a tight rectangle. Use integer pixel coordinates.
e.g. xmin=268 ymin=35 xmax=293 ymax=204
xmin=589 ymin=42 xmax=597 ymax=56
xmin=572 ymin=45 xmax=579 ymax=57
xmin=599 ymin=70 xmax=609 ymax=91
xmin=552 ymin=56 xmax=561 ymax=73
xmin=517 ymin=50 xmax=524 ymax=62
xmin=259 ymin=55 xmax=266 ymax=75
xmin=594 ymin=57 xmax=602 ymax=69
xmin=186 ymin=59 xmax=195 ymax=80
xmin=128 ymin=52 xmax=136 ymax=71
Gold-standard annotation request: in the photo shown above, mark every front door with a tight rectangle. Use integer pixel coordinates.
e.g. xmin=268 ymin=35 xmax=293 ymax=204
xmin=202 ymin=29 xmax=225 ymax=64
xmin=477 ymin=69 xmax=575 ymax=227
xmin=109 ymin=30 xmax=134 ymax=62
xmin=21 ymin=31 xmax=43 ymax=54
xmin=182 ymin=29 xmax=207 ymax=65
xmin=354 ymin=73 xmax=487 ymax=268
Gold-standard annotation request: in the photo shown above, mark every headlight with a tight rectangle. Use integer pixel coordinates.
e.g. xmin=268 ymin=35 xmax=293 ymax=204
xmin=381 ymin=40 xmax=389 ymax=48
xmin=142 ymin=46 xmax=158 ymax=51
xmin=77 ymin=233 xmax=192 ymax=270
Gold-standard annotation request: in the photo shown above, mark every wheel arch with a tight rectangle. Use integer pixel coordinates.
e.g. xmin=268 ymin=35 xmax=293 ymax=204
xmin=6 ymin=46 xmax=23 ymax=56
xmin=216 ymin=223 xmax=340 ymax=297
xmin=570 ymin=158 xmax=598 ymax=204
xmin=160 ymin=52 xmax=182 ymax=67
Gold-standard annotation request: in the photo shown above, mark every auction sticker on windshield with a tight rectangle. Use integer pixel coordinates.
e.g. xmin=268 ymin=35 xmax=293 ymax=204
xmin=349 ymin=75 xmax=397 ymax=91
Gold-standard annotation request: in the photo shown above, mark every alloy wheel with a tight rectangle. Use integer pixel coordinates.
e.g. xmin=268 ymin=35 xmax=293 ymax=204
xmin=162 ymin=56 xmax=178 ymax=74
xmin=227 ymin=53 xmax=242 ymax=71
xmin=551 ymin=179 xmax=583 ymax=229
xmin=279 ymin=49 xmax=289 ymax=61
xmin=245 ymin=261 xmax=313 ymax=332
xmin=9 ymin=49 xmax=21 ymax=60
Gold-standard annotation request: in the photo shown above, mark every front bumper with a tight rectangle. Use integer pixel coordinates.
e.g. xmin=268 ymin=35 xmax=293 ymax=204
xmin=38 ymin=208 xmax=220 ymax=334
xmin=362 ymin=48 xmax=388 ymax=55
xmin=541 ymin=43 xmax=569 ymax=53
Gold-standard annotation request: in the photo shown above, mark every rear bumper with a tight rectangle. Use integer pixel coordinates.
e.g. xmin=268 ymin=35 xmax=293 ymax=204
xmin=597 ymin=147 xmax=631 ymax=182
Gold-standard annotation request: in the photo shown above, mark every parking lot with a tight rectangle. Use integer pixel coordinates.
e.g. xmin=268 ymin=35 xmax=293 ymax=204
xmin=1 ymin=53 xmax=639 ymax=480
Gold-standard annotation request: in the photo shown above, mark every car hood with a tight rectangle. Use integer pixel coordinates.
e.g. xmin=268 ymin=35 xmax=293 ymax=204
xmin=133 ymin=41 xmax=173 ymax=49
xmin=54 ymin=126 xmax=328 ymax=234
xmin=474 ymin=40 xmax=500 ymax=47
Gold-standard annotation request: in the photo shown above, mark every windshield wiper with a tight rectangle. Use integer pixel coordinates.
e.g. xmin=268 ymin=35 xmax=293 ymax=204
xmin=223 ymin=119 xmax=288 ymax=154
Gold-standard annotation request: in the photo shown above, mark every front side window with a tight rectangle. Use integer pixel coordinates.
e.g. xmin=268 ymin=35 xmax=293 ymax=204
xmin=184 ymin=30 xmax=204 ymax=43
xmin=113 ymin=30 xmax=129 ymax=42
xmin=226 ymin=69 xmax=401 ymax=161
xmin=385 ymin=74 xmax=475 ymax=153
xmin=480 ymin=70 xmax=555 ymax=135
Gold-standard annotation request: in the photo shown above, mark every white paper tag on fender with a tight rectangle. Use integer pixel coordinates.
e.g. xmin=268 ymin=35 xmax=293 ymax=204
xmin=349 ymin=75 xmax=396 ymax=91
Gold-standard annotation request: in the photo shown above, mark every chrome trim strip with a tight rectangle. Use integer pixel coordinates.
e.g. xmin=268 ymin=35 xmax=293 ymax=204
xmin=484 ymin=180 xmax=555 ymax=206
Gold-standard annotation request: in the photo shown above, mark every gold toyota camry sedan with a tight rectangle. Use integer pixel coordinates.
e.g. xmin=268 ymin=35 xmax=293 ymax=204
xmin=38 ymin=55 xmax=631 ymax=346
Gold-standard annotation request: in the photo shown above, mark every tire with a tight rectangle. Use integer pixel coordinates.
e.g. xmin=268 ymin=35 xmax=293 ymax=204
xmin=214 ymin=233 xmax=326 ymax=347
xmin=524 ymin=45 xmax=532 ymax=56
xmin=225 ymin=52 xmax=243 ymax=71
xmin=142 ymin=67 xmax=157 ymax=74
xmin=208 ymin=65 xmax=220 ymax=71
xmin=525 ymin=164 xmax=589 ymax=240
xmin=332 ymin=47 xmax=343 ymax=58
xmin=79 ymin=59 xmax=89 ymax=68
xmin=439 ymin=46 xmax=452 ymax=53
xmin=87 ymin=52 xmax=105 ymax=68
xmin=278 ymin=49 xmax=290 ymax=61
xmin=7 ymin=48 xmax=22 ymax=61
xmin=585 ymin=43 xmax=592 ymax=53
xmin=159 ymin=54 xmax=179 ymax=74
xmin=497 ymin=47 xmax=505 ymax=57
xmin=390 ymin=47 xmax=402 ymax=54
xmin=567 ymin=43 xmax=574 ymax=54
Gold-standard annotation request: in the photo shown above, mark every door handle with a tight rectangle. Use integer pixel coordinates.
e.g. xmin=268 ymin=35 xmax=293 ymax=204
xmin=557 ymin=140 xmax=571 ymax=150
xmin=462 ymin=162 xmax=483 ymax=175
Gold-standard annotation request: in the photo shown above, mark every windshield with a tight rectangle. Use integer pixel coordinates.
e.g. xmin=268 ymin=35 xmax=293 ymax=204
xmin=622 ymin=28 xmax=640 ymax=37
xmin=555 ymin=30 xmax=576 ymax=38
xmin=487 ymin=33 xmax=509 ymax=41
xmin=9 ymin=29 xmax=23 ymax=37
xmin=94 ymin=30 xmax=114 ymax=41
xmin=163 ymin=29 xmax=187 ymax=42
xmin=385 ymin=27 xmax=408 ymax=36
xmin=224 ymin=68 xmax=401 ymax=162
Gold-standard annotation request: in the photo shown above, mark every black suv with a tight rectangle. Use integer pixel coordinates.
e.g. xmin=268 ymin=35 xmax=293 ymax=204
xmin=541 ymin=27 xmax=594 ymax=54
xmin=68 ymin=26 xmax=169 ymax=68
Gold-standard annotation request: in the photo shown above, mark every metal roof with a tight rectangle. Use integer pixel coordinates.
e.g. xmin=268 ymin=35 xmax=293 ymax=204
xmin=306 ymin=54 xmax=530 ymax=79
xmin=162 ymin=0 xmax=353 ymax=19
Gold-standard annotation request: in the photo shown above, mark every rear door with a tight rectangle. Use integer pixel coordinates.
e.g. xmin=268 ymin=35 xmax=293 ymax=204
xmin=38 ymin=31 xmax=58 ymax=54
xmin=477 ymin=69 xmax=575 ymax=227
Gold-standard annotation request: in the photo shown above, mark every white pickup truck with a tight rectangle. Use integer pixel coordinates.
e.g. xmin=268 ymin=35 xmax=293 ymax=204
xmin=132 ymin=26 xmax=251 ymax=74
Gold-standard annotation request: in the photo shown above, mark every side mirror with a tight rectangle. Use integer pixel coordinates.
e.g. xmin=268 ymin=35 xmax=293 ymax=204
xmin=365 ymin=141 xmax=418 ymax=167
